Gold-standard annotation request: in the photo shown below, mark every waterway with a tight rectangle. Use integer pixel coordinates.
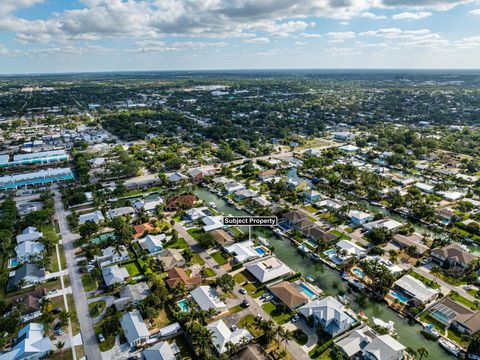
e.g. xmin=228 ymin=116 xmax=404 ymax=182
xmin=194 ymin=187 xmax=455 ymax=359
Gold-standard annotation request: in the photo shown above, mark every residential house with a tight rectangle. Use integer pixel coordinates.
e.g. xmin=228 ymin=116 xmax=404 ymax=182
xmin=185 ymin=207 xmax=209 ymax=221
xmin=190 ymin=286 xmax=227 ymax=312
xmin=210 ymin=229 xmax=234 ymax=245
xmin=165 ymin=195 xmax=196 ymax=210
xmin=301 ymin=189 xmax=322 ymax=203
xmin=392 ymin=275 xmax=439 ymax=306
xmin=133 ymin=199 xmax=163 ymax=214
xmin=187 ymin=168 xmax=206 ymax=182
xmin=7 ymin=264 xmax=45 ymax=290
xmin=282 ymin=210 xmax=308 ymax=228
xmin=431 ymin=243 xmax=476 ymax=269
xmin=107 ymin=206 xmax=136 ymax=219
xmin=143 ymin=341 xmax=180 ymax=360
xmin=251 ymin=196 xmax=272 ymax=208
xmin=235 ymin=189 xmax=258 ymax=200
xmin=302 ymin=226 xmax=338 ymax=245
xmin=207 ymin=319 xmax=253 ymax=354
xmin=225 ymin=181 xmax=245 ymax=194
xmin=0 ymin=323 xmax=51 ymax=360
xmin=121 ymin=310 xmax=150 ymax=348
xmin=257 ymin=169 xmax=276 ymax=181
xmin=133 ymin=222 xmax=156 ymax=239
xmin=97 ymin=246 xmax=130 ymax=267
xmin=155 ymin=249 xmax=185 ymax=271
xmin=347 ymin=210 xmax=374 ymax=225
xmin=79 ymin=210 xmax=105 ymax=224
xmin=202 ymin=216 xmax=224 ymax=232
xmin=363 ymin=218 xmax=403 ymax=233
xmin=15 ymin=241 xmax=45 ymax=261
xmin=337 ymin=325 xmax=405 ymax=359
xmin=245 ymin=257 xmax=293 ymax=283
xmin=10 ymin=288 xmax=47 ymax=315
xmin=225 ymin=240 xmax=260 ymax=263
xmin=115 ymin=282 xmax=151 ymax=310
xmin=168 ymin=172 xmax=188 ymax=183
xmin=336 ymin=240 xmax=367 ymax=259
xmin=101 ymin=265 xmax=129 ymax=287
xmin=298 ymin=296 xmax=357 ymax=337
xmin=269 ymin=281 xmax=309 ymax=310
xmin=391 ymin=233 xmax=429 ymax=255
xmin=165 ymin=267 xmax=201 ymax=289
xmin=427 ymin=297 xmax=480 ymax=335
xmin=137 ymin=234 xmax=165 ymax=254
xmin=363 ymin=334 xmax=406 ymax=360
xmin=16 ymin=227 xmax=43 ymax=244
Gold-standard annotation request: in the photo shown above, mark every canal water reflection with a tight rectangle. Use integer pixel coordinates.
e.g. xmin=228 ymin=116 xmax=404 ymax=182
xmin=194 ymin=187 xmax=455 ymax=359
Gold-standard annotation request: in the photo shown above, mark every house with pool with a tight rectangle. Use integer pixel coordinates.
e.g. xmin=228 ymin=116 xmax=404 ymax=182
xmin=388 ymin=274 xmax=439 ymax=308
xmin=298 ymin=296 xmax=357 ymax=337
xmin=245 ymin=256 xmax=293 ymax=283
xmin=268 ymin=280 xmax=322 ymax=310
xmin=224 ymin=240 xmax=268 ymax=263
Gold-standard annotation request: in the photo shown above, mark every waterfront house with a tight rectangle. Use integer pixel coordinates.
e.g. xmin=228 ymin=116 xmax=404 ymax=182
xmin=347 ymin=210 xmax=374 ymax=225
xmin=392 ymin=275 xmax=439 ymax=306
xmin=269 ymin=281 xmax=309 ymax=310
xmin=245 ymin=257 xmax=293 ymax=283
xmin=225 ymin=240 xmax=260 ymax=263
xmin=426 ymin=297 xmax=480 ymax=335
xmin=362 ymin=334 xmax=406 ymax=360
xmin=298 ymin=296 xmax=357 ymax=337
xmin=431 ymin=243 xmax=476 ymax=269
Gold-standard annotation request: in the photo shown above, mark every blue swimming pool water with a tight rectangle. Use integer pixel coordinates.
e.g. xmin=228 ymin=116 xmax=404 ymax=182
xmin=323 ymin=249 xmax=336 ymax=256
xmin=391 ymin=290 xmax=410 ymax=303
xmin=430 ymin=310 xmax=450 ymax=324
xmin=255 ymin=247 xmax=266 ymax=255
xmin=298 ymin=282 xmax=316 ymax=298
xmin=9 ymin=258 xmax=20 ymax=267
xmin=177 ymin=299 xmax=189 ymax=312
xmin=351 ymin=267 xmax=365 ymax=279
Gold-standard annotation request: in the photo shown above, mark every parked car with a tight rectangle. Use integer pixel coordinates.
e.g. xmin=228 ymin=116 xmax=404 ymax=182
xmin=242 ymin=299 xmax=250 ymax=307
xmin=239 ymin=287 xmax=247 ymax=295
xmin=291 ymin=315 xmax=300 ymax=322
xmin=231 ymin=325 xmax=238 ymax=331
xmin=98 ymin=333 xmax=105 ymax=343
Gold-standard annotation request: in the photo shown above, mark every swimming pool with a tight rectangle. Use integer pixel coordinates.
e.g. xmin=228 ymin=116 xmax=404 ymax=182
xmin=323 ymin=249 xmax=336 ymax=256
xmin=351 ymin=267 xmax=365 ymax=279
xmin=430 ymin=310 xmax=451 ymax=324
xmin=390 ymin=290 xmax=410 ymax=303
xmin=298 ymin=282 xmax=316 ymax=298
xmin=255 ymin=247 xmax=266 ymax=255
xmin=9 ymin=258 xmax=20 ymax=268
xmin=177 ymin=299 xmax=189 ymax=312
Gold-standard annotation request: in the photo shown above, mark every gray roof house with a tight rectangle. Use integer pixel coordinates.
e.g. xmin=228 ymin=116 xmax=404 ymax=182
xmin=7 ymin=264 xmax=45 ymax=290
xmin=392 ymin=275 xmax=439 ymax=306
xmin=143 ymin=341 xmax=179 ymax=360
xmin=298 ymin=296 xmax=357 ymax=337
xmin=363 ymin=334 xmax=406 ymax=360
xmin=101 ymin=265 xmax=129 ymax=287
xmin=121 ymin=310 xmax=150 ymax=348
xmin=115 ymin=282 xmax=151 ymax=310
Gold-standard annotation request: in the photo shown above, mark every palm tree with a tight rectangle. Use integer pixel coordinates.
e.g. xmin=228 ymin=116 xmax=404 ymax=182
xmin=417 ymin=347 xmax=430 ymax=360
xmin=56 ymin=341 xmax=65 ymax=350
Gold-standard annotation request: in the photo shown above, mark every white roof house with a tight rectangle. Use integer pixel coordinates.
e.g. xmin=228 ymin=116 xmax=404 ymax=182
xmin=207 ymin=319 xmax=253 ymax=354
xmin=235 ymin=189 xmax=258 ymax=199
xmin=245 ymin=257 xmax=292 ymax=283
xmin=143 ymin=341 xmax=178 ymax=360
xmin=439 ymin=191 xmax=464 ymax=201
xmin=168 ymin=172 xmax=188 ymax=182
xmin=15 ymin=241 xmax=44 ymax=260
xmin=133 ymin=199 xmax=164 ymax=213
xmin=347 ymin=210 xmax=374 ymax=225
xmin=415 ymin=182 xmax=434 ymax=193
xmin=190 ymin=286 xmax=227 ymax=312
xmin=363 ymin=334 xmax=406 ymax=360
xmin=336 ymin=240 xmax=367 ymax=258
xmin=299 ymin=296 xmax=357 ymax=337
xmin=121 ymin=310 xmax=150 ymax=347
xmin=225 ymin=240 xmax=260 ymax=263
xmin=252 ymin=196 xmax=272 ymax=207
xmin=202 ymin=216 xmax=224 ymax=232
xmin=185 ymin=207 xmax=209 ymax=221
xmin=101 ymin=265 xmax=129 ymax=287
xmin=16 ymin=227 xmax=43 ymax=244
xmin=97 ymin=246 xmax=130 ymax=267
xmin=363 ymin=219 xmax=403 ymax=232
xmin=107 ymin=206 xmax=136 ymax=219
xmin=224 ymin=181 xmax=245 ymax=194
xmin=0 ymin=323 xmax=51 ymax=360
xmin=138 ymin=234 xmax=165 ymax=254
xmin=393 ymin=275 xmax=439 ymax=305
xmin=79 ymin=210 xmax=105 ymax=224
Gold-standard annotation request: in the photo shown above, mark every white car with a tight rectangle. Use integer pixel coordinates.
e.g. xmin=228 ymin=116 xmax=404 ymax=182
xmin=98 ymin=333 xmax=105 ymax=343
xmin=291 ymin=315 xmax=300 ymax=322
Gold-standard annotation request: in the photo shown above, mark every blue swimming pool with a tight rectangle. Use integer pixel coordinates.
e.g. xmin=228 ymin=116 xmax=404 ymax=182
xmin=9 ymin=258 xmax=20 ymax=268
xmin=391 ymin=290 xmax=410 ymax=303
xmin=177 ymin=299 xmax=189 ymax=312
xmin=351 ymin=267 xmax=365 ymax=279
xmin=430 ymin=310 xmax=450 ymax=324
xmin=323 ymin=249 xmax=336 ymax=256
xmin=255 ymin=247 xmax=266 ymax=255
xmin=298 ymin=282 xmax=316 ymax=298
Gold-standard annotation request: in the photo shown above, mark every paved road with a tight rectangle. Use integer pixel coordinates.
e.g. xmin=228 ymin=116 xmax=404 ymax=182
xmin=54 ymin=189 xmax=102 ymax=360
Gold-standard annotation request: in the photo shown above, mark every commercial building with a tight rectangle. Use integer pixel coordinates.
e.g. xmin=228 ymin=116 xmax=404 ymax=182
xmin=0 ymin=167 xmax=74 ymax=190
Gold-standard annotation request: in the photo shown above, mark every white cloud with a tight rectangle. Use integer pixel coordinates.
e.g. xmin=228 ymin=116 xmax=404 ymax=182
xmin=326 ymin=31 xmax=356 ymax=43
xmin=243 ymin=37 xmax=270 ymax=44
xmin=455 ymin=36 xmax=480 ymax=49
xmin=300 ymin=33 xmax=322 ymax=38
xmin=392 ymin=11 xmax=432 ymax=20
xmin=469 ymin=9 xmax=480 ymax=15
xmin=360 ymin=12 xmax=387 ymax=19
xmin=295 ymin=41 xmax=309 ymax=46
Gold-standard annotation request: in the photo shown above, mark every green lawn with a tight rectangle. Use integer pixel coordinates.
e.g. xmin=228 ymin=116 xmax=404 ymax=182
xmin=164 ymin=237 xmax=189 ymax=249
xmin=238 ymin=314 xmax=262 ymax=337
xmin=233 ymin=272 xmax=248 ymax=284
xmin=191 ymin=253 xmax=205 ymax=266
xmin=211 ymin=251 xmax=228 ymax=265
xmin=409 ymin=271 xmax=441 ymax=289
xmin=303 ymin=205 xmax=317 ymax=214
xmin=121 ymin=261 xmax=142 ymax=277
xmin=243 ymin=283 xmax=258 ymax=295
xmin=292 ymin=329 xmax=308 ymax=345
xmin=81 ymin=273 xmax=98 ymax=292
xmin=89 ymin=300 xmax=106 ymax=318
xmin=449 ymin=292 xmax=480 ymax=310
xmin=187 ymin=228 xmax=203 ymax=240
xmin=261 ymin=301 xmax=292 ymax=324
xmin=419 ymin=312 xmax=446 ymax=332
xmin=329 ymin=229 xmax=350 ymax=240
xmin=202 ymin=267 xmax=216 ymax=277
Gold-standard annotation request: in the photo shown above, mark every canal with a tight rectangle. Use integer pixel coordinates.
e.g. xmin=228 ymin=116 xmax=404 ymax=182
xmin=194 ymin=187 xmax=455 ymax=359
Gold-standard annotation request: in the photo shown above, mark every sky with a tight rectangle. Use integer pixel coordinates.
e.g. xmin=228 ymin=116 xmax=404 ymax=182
xmin=0 ymin=0 xmax=479 ymax=73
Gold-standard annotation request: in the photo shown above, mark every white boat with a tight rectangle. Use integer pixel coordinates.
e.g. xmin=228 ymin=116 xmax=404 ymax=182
xmin=257 ymin=237 xmax=270 ymax=247
xmin=208 ymin=202 xmax=217 ymax=209
xmin=373 ymin=318 xmax=396 ymax=334
xmin=423 ymin=323 xmax=440 ymax=338
xmin=438 ymin=338 xmax=461 ymax=357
